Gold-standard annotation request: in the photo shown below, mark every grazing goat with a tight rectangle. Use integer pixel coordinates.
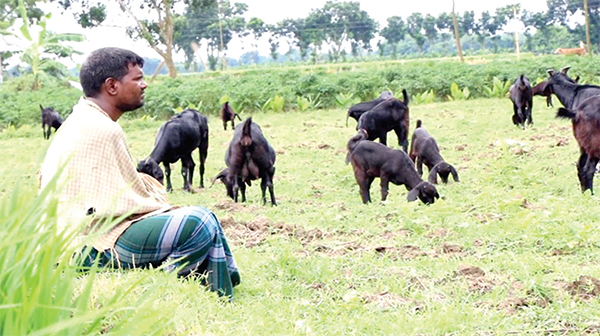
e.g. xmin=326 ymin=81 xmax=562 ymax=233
xmin=40 ymin=105 xmax=62 ymax=139
xmin=216 ymin=117 xmax=277 ymax=205
xmin=220 ymin=101 xmax=241 ymax=130
xmin=347 ymin=130 xmax=439 ymax=204
xmin=409 ymin=120 xmax=459 ymax=184
xmin=137 ymin=109 xmax=209 ymax=192
xmin=554 ymin=41 xmax=587 ymax=56
xmin=346 ymin=91 xmax=394 ymax=126
xmin=509 ymin=75 xmax=533 ymax=128
xmin=532 ymin=75 xmax=579 ymax=108
xmin=357 ymin=89 xmax=410 ymax=151
xmin=556 ymin=96 xmax=600 ymax=194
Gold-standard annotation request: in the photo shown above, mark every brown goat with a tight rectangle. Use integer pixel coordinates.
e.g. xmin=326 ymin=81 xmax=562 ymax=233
xmin=554 ymin=42 xmax=587 ymax=56
xmin=557 ymin=96 xmax=600 ymax=194
xmin=220 ymin=101 xmax=241 ymax=130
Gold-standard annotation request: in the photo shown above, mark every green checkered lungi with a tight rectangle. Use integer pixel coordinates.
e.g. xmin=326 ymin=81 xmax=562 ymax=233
xmin=86 ymin=206 xmax=240 ymax=298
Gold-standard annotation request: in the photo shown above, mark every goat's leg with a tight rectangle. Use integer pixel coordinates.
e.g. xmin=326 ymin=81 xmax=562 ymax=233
xmin=231 ymin=119 xmax=235 ymax=130
xmin=198 ymin=144 xmax=208 ymax=188
xmin=358 ymin=176 xmax=375 ymax=204
xmin=45 ymin=125 xmax=51 ymax=139
xmin=164 ymin=163 xmax=173 ymax=192
xmin=583 ymin=156 xmax=599 ymax=194
xmin=380 ymin=175 xmax=390 ymax=201
xmin=379 ymin=132 xmax=387 ymax=146
xmin=577 ymin=150 xmax=588 ymax=192
xmin=260 ymin=173 xmax=277 ymax=206
xmin=416 ymin=158 xmax=424 ymax=177
xmin=527 ymin=101 xmax=533 ymax=125
xmin=393 ymin=127 xmax=408 ymax=152
xmin=239 ymin=178 xmax=247 ymax=202
xmin=546 ymin=95 xmax=553 ymax=108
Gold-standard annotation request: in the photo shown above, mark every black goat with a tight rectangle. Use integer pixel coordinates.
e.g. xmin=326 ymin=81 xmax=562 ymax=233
xmin=216 ymin=117 xmax=277 ymax=205
xmin=220 ymin=101 xmax=241 ymax=130
xmin=357 ymin=89 xmax=410 ymax=151
xmin=409 ymin=120 xmax=459 ymax=184
xmin=546 ymin=67 xmax=600 ymax=110
xmin=347 ymin=130 xmax=439 ymax=204
xmin=137 ymin=109 xmax=209 ymax=192
xmin=346 ymin=91 xmax=394 ymax=126
xmin=509 ymin=74 xmax=533 ymax=128
xmin=532 ymin=75 xmax=579 ymax=108
xmin=41 ymin=105 xmax=62 ymax=139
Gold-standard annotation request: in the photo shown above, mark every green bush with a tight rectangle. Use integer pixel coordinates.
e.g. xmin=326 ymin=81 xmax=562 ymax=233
xmin=2 ymin=53 xmax=599 ymax=126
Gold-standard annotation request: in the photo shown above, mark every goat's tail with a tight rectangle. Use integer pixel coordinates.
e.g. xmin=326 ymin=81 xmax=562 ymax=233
xmin=416 ymin=119 xmax=422 ymax=129
xmin=241 ymin=117 xmax=253 ymax=146
xmin=347 ymin=129 xmax=368 ymax=157
xmin=556 ymin=108 xmax=576 ymax=120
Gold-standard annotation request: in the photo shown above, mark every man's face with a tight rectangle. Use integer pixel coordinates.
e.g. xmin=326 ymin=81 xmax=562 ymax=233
xmin=116 ymin=64 xmax=147 ymax=112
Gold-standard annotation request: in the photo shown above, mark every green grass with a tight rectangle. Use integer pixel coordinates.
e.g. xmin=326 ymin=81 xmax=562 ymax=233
xmin=3 ymin=96 xmax=600 ymax=334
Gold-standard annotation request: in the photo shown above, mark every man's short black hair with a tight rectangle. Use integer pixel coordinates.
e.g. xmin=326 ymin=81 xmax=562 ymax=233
xmin=79 ymin=47 xmax=145 ymax=98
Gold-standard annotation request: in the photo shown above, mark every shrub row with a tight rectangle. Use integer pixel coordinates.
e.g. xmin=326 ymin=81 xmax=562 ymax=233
xmin=1 ymin=53 xmax=599 ymax=127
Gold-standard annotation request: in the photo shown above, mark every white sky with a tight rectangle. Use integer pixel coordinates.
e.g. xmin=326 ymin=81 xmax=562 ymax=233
xmin=6 ymin=0 xmax=550 ymax=66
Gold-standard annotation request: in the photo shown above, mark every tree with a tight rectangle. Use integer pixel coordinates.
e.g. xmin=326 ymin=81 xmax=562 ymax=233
xmin=245 ymin=17 xmax=266 ymax=63
xmin=18 ymin=0 xmax=85 ymax=89
xmin=381 ymin=16 xmax=406 ymax=59
xmin=175 ymin=0 xmax=247 ymax=71
xmin=406 ymin=12 xmax=426 ymax=53
xmin=423 ymin=14 xmax=438 ymax=48
xmin=304 ymin=1 xmax=376 ymax=62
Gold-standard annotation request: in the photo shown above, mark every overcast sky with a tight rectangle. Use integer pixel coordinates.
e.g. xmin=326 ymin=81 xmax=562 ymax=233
xmin=20 ymin=0 xmax=549 ymax=65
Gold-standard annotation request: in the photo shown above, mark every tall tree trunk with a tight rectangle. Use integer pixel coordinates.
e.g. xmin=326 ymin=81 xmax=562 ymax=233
xmin=584 ymin=0 xmax=592 ymax=55
xmin=452 ymin=0 xmax=464 ymax=62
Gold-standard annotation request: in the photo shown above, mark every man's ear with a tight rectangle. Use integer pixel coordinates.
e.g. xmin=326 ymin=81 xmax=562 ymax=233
xmin=104 ymin=77 xmax=119 ymax=96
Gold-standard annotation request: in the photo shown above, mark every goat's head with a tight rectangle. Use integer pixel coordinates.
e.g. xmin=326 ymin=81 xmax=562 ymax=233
xmin=407 ymin=181 xmax=440 ymax=204
xmin=137 ymin=158 xmax=164 ymax=185
xmin=212 ymin=168 xmax=235 ymax=199
xmin=428 ymin=162 xmax=459 ymax=184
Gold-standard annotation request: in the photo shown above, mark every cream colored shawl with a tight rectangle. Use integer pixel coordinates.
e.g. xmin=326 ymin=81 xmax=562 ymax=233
xmin=40 ymin=97 xmax=173 ymax=251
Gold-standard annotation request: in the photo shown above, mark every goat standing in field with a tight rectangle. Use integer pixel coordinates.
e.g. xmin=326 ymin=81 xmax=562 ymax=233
xmin=137 ymin=109 xmax=209 ymax=192
xmin=347 ymin=130 xmax=439 ymax=204
xmin=547 ymin=67 xmax=600 ymax=194
xmin=220 ymin=101 xmax=241 ymax=130
xmin=409 ymin=120 xmax=459 ymax=184
xmin=509 ymin=75 xmax=533 ymax=128
xmin=41 ymin=105 xmax=63 ymax=139
xmin=357 ymin=89 xmax=410 ymax=151
xmin=346 ymin=91 xmax=394 ymax=126
xmin=215 ymin=117 xmax=277 ymax=205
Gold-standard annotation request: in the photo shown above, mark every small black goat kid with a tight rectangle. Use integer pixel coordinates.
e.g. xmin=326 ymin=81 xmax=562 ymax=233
xmin=357 ymin=89 xmax=410 ymax=151
xmin=215 ymin=117 xmax=277 ymax=205
xmin=409 ymin=120 xmax=459 ymax=184
xmin=509 ymin=74 xmax=533 ymax=128
xmin=347 ymin=130 xmax=439 ymax=204
xmin=137 ymin=109 xmax=209 ymax=192
xmin=220 ymin=101 xmax=241 ymax=130
xmin=556 ymin=96 xmax=600 ymax=195
xmin=346 ymin=91 xmax=394 ymax=126
xmin=41 ymin=105 xmax=63 ymax=139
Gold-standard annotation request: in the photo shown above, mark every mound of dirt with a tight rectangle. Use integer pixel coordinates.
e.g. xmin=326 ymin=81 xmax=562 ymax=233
xmin=566 ymin=275 xmax=600 ymax=300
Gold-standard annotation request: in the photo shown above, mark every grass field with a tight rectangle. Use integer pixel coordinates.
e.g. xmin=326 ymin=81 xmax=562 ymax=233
xmin=3 ymin=96 xmax=600 ymax=335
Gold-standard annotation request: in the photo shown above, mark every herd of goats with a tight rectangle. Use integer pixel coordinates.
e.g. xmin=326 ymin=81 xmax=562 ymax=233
xmin=37 ymin=65 xmax=600 ymax=205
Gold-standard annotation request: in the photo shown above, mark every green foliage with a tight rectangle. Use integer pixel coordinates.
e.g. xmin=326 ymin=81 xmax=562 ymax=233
xmin=411 ymin=89 xmax=436 ymax=104
xmin=334 ymin=92 xmax=358 ymax=108
xmin=295 ymin=96 xmax=311 ymax=111
xmin=447 ymin=82 xmax=471 ymax=100
xmin=262 ymin=95 xmax=285 ymax=112
xmin=0 ymin=178 xmax=172 ymax=335
xmin=484 ymin=77 xmax=511 ymax=98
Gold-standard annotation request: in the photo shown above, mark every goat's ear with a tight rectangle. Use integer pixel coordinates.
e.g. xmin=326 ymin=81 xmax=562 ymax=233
xmin=39 ymin=104 xmax=44 ymax=112
xmin=547 ymin=69 xmax=555 ymax=77
xmin=560 ymin=66 xmax=571 ymax=75
xmin=402 ymin=89 xmax=409 ymax=106
xmin=428 ymin=166 xmax=439 ymax=184
xmin=407 ymin=187 xmax=419 ymax=202
xmin=449 ymin=165 xmax=459 ymax=182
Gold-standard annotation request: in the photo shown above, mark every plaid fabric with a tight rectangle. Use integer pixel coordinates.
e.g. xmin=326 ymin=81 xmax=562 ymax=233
xmin=90 ymin=206 xmax=240 ymax=298
xmin=40 ymin=97 xmax=173 ymax=251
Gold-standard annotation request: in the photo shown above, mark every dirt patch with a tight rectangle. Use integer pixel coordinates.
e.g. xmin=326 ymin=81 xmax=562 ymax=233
xmin=213 ymin=200 xmax=253 ymax=213
xmin=362 ymin=292 xmax=423 ymax=311
xmin=566 ymin=275 xmax=600 ymax=299
xmin=498 ymin=298 xmax=528 ymax=314
xmin=455 ymin=144 xmax=468 ymax=151
xmin=317 ymin=143 xmax=333 ymax=150
xmin=472 ymin=213 xmax=503 ymax=223
xmin=521 ymin=199 xmax=547 ymax=210
xmin=381 ymin=229 xmax=411 ymax=239
xmin=220 ymin=216 xmax=326 ymax=248
xmin=425 ymin=227 xmax=449 ymax=238
xmin=374 ymin=245 xmax=428 ymax=260
xmin=442 ymin=244 xmax=463 ymax=254
xmin=552 ymin=137 xmax=570 ymax=147
xmin=455 ymin=265 xmax=494 ymax=293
